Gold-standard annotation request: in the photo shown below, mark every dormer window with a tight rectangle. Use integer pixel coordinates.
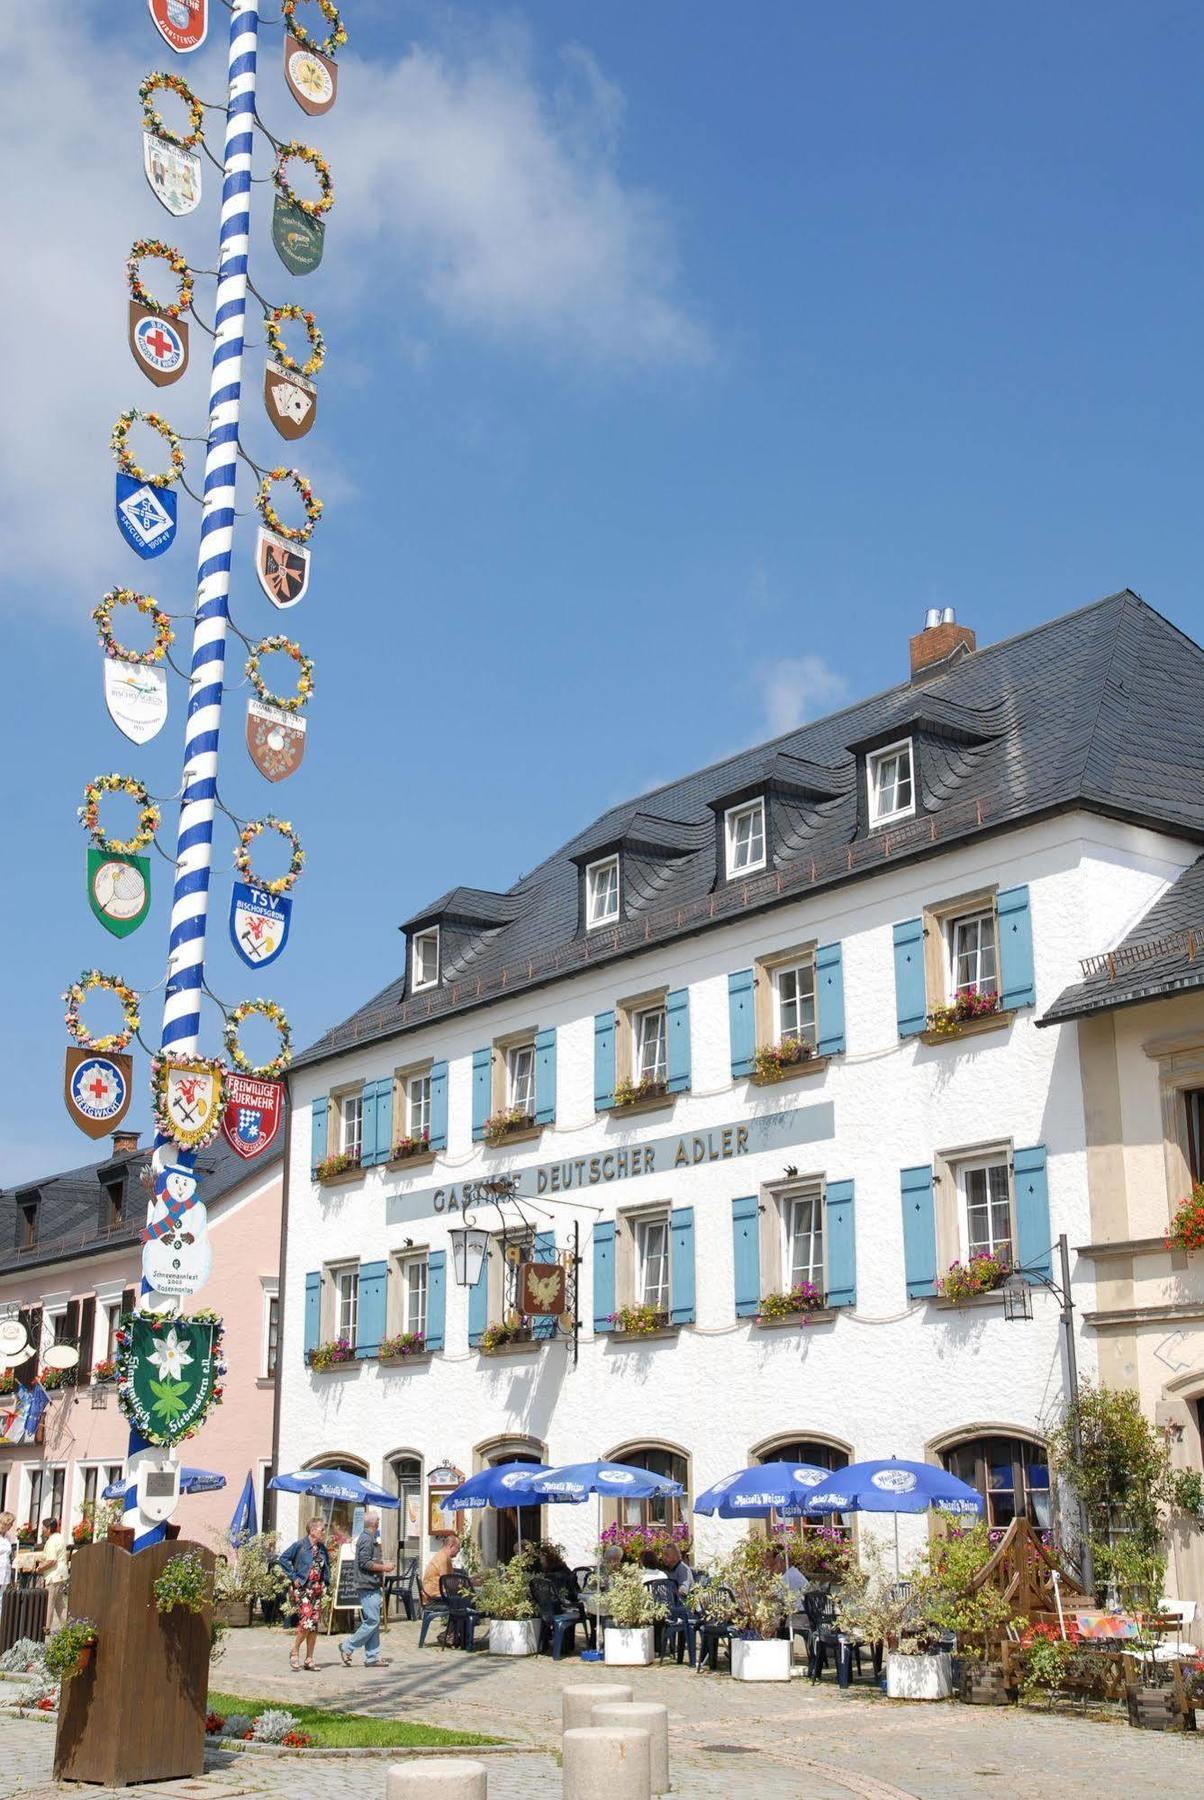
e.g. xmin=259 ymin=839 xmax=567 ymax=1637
xmin=412 ymin=927 xmax=440 ymax=991
xmin=867 ymin=740 xmax=914 ymax=827
xmin=724 ymin=798 xmax=766 ymax=878
xmin=586 ymin=855 xmax=620 ymax=928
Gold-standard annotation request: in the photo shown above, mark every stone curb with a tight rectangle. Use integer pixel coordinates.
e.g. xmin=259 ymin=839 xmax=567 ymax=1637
xmin=205 ymin=1737 xmax=540 ymax=1761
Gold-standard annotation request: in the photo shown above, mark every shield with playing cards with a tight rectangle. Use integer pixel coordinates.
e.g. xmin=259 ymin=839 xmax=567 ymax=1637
xmin=155 ymin=1056 xmax=225 ymax=1150
xmin=264 ymin=359 xmax=317 ymax=440
xmin=128 ymin=301 xmax=189 ymax=387
xmin=116 ymin=474 xmax=177 ymax=559
xmin=246 ymin=697 xmax=306 ymax=782
xmin=228 ymin=880 xmax=291 ymax=970
xmin=221 ymin=1072 xmax=284 ymax=1161
xmin=143 ymin=132 xmax=202 ymax=218
xmin=255 ymin=527 xmax=310 ymax=608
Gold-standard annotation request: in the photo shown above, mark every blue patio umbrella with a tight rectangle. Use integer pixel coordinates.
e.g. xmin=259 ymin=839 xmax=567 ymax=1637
xmin=693 ymin=1461 xmax=830 ymax=1518
xmin=101 ymin=1466 xmax=227 ymax=1501
xmin=268 ymin=1467 xmax=399 ymax=1507
xmin=229 ymin=1469 xmax=258 ymax=1543
xmin=802 ymin=1457 xmax=983 ymax=1574
xmin=527 ymin=1461 xmax=684 ymax=1643
xmin=439 ymin=1462 xmax=582 ymax=1553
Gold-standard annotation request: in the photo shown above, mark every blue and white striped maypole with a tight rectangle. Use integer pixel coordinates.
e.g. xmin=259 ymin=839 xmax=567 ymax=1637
xmin=125 ymin=0 xmax=261 ymax=1549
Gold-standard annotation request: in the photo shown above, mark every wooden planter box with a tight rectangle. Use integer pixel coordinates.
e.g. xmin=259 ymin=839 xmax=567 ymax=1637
xmin=753 ymin=1307 xmax=837 ymax=1329
xmin=213 ymin=1597 xmax=254 ymax=1629
xmin=959 ymin=1659 xmax=1011 ymax=1706
xmin=1126 ymin=1682 xmax=1194 ymax=1732
xmin=749 ymin=1054 xmax=829 ymax=1087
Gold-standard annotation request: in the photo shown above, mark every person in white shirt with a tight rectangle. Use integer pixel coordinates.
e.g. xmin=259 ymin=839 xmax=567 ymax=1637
xmin=35 ymin=1516 xmax=69 ymax=1629
xmin=0 ymin=1511 xmax=14 ymax=1592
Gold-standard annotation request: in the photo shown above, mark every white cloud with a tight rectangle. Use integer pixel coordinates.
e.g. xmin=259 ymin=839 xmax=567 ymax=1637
xmin=760 ymin=655 xmax=850 ymax=735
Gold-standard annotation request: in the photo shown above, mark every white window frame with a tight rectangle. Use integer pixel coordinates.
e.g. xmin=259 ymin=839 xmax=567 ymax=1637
xmin=867 ymin=738 xmax=915 ymax=828
xmin=633 ymin=1004 xmax=668 ymax=1085
xmin=781 ymin=1187 xmax=824 ymax=1291
xmin=412 ymin=927 xmax=440 ymax=991
xmin=77 ymin=1463 xmax=100 ymax=1525
xmin=955 ymin=1154 xmax=1014 ymax=1264
xmin=260 ymin=1278 xmax=280 ymax=1379
xmin=406 ymin=1072 xmax=432 ymax=1140
xmin=773 ymin=959 xmax=817 ymax=1046
xmin=332 ymin=1264 xmax=359 ymax=1344
xmin=401 ymin=1254 xmax=429 ymax=1338
xmin=948 ymin=909 xmax=999 ymax=998
xmin=635 ymin=1213 xmax=671 ymax=1312
xmin=724 ymin=798 xmax=767 ymax=878
xmin=506 ymin=1042 xmax=536 ymax=1118
xmin=339 ymin=1091 xmax=364 ymax=1159
xmin=585 ymin=855 xmax=620 ymax=929
xmin=104 ymin=1463 xmax=124 ymax=1494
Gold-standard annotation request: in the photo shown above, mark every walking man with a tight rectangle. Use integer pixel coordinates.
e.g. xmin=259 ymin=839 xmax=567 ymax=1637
xmin=339 ymin=1509 xmax=394 ymax=1668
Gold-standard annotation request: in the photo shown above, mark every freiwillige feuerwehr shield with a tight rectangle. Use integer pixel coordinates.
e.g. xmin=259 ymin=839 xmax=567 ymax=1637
xmin=222 ymin=1073 xmax=285 ymax=1161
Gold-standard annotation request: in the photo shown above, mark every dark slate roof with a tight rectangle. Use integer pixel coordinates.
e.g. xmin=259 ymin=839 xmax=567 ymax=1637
xmin=0 ymin=1134 xmax=282 ymax=1277
xmin=297 ymin=591 xmax=1204 ymax=1070
xmin=1040 ymin=856 xmax=1204 ymax=1025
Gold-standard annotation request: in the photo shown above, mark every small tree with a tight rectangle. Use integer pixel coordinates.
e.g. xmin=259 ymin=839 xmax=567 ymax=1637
xmin=697 ymin=1537 xmax=785 ymax=1640
xmin=916 ymin=1523 xmax=1019 ymax=1646
xmin=1047 ymin=1383 xmax=1173 ymax=1609
xmin=474 ymin=1552 xmax=538 ymax=1621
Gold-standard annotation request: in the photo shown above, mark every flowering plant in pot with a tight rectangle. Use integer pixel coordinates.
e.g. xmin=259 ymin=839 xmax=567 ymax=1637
xmin=16 ymin=1522 xmax=37 ymax=1547
xmin=378 ymin=1330 xmax=426 ymax=1360
xmin=482 ymin=1106 xmax=535 ymax=1146
xmin=92 ymin=1357 xmax=117 ymax=1383
xmin=698 ymin=1538 xmax=790 ymax=1679
xmin=307 ymin=1336 xmax=355 ymax=1370
xmin=475 ymin=1550 xmax=541 ymax=1655
xmin=38 ymin=1364 xmax=71 ymax=1391
xmin=390 ymin=1131 xmax=431 ymax=1161
xmin=612 ymin=1074 xmax=668 ymax=1109
xmin=608 ymin=1302 xmax=670 ymax=1336
xmin=600 ymin=1520 xmax=693 ymax=1563
xmin=779 ymin=1524 xmax=855 ymax=1586
xmin=755 ymin=1281 xmax=825 ymax=1322
xmin=603 ymin=1565 xmax=666 ymax=1666
xmin=752 ymin=1037 xmax=813 ymax=1082
xmin=153 ymin=1550 xmax=212 ymax=1614
xmin=926 ymin=987 xmax=1002 ymax=1036
xmin=1166 ymin=1183 xmax=1204 ymax=1253
xmin=314 ymin=1149 xmax=360 ymax=1181
xmin=44 ymin=1619 xmax=98 ymax=1681
xmin=939 ymin=1250 xmax=1011 ymax=1303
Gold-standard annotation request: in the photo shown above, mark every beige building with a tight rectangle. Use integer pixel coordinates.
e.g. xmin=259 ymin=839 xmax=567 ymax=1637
xmin=1044 ymin=854 xmax=1204 ymax=1619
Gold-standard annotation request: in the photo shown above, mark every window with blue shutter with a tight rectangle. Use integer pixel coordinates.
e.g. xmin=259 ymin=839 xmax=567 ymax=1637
xmin=531 ymin=1230 xmax=558 ymax=1338
xmin=731 ymin=1195 xmax=760 ymax=1317
xmin=471 ymin=1048 xmax=492 ymax=1142
xmin=1013 ymin=1144 xmax=1052 ymax=1280
xmin=728 ymin=970 xmax=756 ymax=1078
xmin=670 ymin=1206 xmax=696 ymax=1324
xmin=824 ymin=1179 xmax=856 ymax=1308
xmin=360 ymin=1081 xmax=379 ymax=1166
xmin=468 ymin=1244 xmax=489 ymax=1347
xmin=594 ymin=1011 xmax=616 ymax=1111
xmin=900 ymin=1165 xmax=938 ymax=1297
xmin=425 ymin=1250 xmax=446 ymax=1351
xmin=592 ymin=1219 xmax=615 ymax=1332
xmin=667 ymin=988 xmax=691 ymax=1093
xmin=304 ymin=1270 xmax=321 ymax=1360
xmin=356 ymin=1260 xmax=387 ymax=1356
xmin=816 ymin=942 xmax=846 ymax=1056
xmin=893 ymin=918 xmax=928 ymax=1037
xmin=998 ymin=885 xmax=1036 ymax=1010
xmin=429 ymin=1060 xmax=448 ymax=1150
xmin=534 ymin=1027 xmax=557 ymax=1127
xmin=310 ymin=1097 xmax=328 ymax=1176
xmin=360 ymin=1078 xmax=394 ymax=1166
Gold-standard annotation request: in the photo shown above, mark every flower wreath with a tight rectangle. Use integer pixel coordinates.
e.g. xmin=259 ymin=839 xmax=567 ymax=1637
xmin=92 ymin=589 xmax=174 ymax=665
xmin=223 ymin=999 xmax=293 ymax=1079
xmin=273 ymin=141 xmax=335 ymax=218
xmin=80 ymin=774 xmax=161 ymax=855
xmin=149 ymin=1053 xmax=228 ymax=1151
xmin=234 ymin=816 xmax=305 ymax=895
xmin=110 ymin=409 xmax=185 ymax=490
xmin=245 ymin=636 xmax=314 ymax=713
xmin=139 ymin=72 xmax=205 ymax=149
xmin=63 ymin=971 xmax=141 ymax=1053
xmin=281 ymin=0 xmax=348 ymax=57
xmin=264 ymin=304 xmax=325 ymax=378
xmin=127 ymin=239 xmax=194 ymax=319
xmin=116 ymin=1309 xmax=227 ymax=1446
xmin=256 ymin=467 xmax=322 ymax=542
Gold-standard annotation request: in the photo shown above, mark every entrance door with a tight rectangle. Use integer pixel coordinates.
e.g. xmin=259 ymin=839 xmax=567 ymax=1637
xmin=492 ymin=1450 xmax=541 ymax=1563
xmin=389 ymin=1456 xmax=422 ymax=1569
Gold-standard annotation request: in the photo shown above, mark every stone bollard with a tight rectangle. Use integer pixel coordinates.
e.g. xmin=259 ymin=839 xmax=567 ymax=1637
xmin=563 ymin=1727 xmax=651 ymax=1800
xmin=591 ymin=1703 xmax=669 ymax=1796
xmin=562 ymin=1681 xmax=634 ymax=1734
xmin=386 ymin=1759 xmax=488 ymax=1800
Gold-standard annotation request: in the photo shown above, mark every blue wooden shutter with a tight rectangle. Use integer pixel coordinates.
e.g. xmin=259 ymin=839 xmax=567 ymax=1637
xmin=594 ymin=1011 xmax=616 ymax=1111
xmin=728 ymin=969 xmax=756 ymax=1078
xmin=667 ymin=987 xmax=691 ymax=1093
xmin=731 ymin=1195 xmax=760 ymax=1317
xmin=310 ymin=1097 xmax=328 ymax=1175
xmin=900 ymin=1164 xmax=937 ymax=1298
xmin=429 ymin=1060 xmax=448 ymax=1150
xmin=1013 ymin=1144 xmax=1052 ymax=1280
xmin=816 ymin=942 xmax=846 ymax=1056
xmin=468 ymin=1244 xmax=489 ymax=1346
xmin=356 ymin=1260 xmax=387 ymax=1356
xmin=531 ymin=1230 xmax=558 ymax=1338
xmin=304 ymin=1270 xmax=321 ymax=1359
xmin=471 ymin=1048 xmax=492 ymax=1141
xmin=592 ymin=1219 xmax=615 ymax=1332
xmin=361 ymin=1079 xmax=393 ymax=1166
xmin=534 ymin=1027 xmax=557 ymax=1126
xmin=893 ymin=918 xmax=928 ymax=1037
xmin=425 ymin=1250 xmax=446 ymax=1352
xmin=998 ymin=885 xmax=1035 ymax=1010
xmin=670 ymin=1205 xmax=696 ymax=1324
xmin=825 ymin=1179 xmax=856 ymax=1308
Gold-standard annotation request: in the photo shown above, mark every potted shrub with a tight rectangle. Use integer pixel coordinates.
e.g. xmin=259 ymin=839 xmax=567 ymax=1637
xmin=926 ymin=988 xmax=1002 ymax=1037
xmin=755 ymin=1282 xmax=826 ymax=1324
xmin=212 ymin=1531 xmax=289 ymax=1626
xmin=390 ymin=1131 xmax=431 ymax=1162
xmin=918 ymin=1523 xmax=1018 ymax=1701
xmin=752 ymin=1037 xmax=813 ymax=1082
xmin=608 ymin=1303 xmax=670 ymax=1337
xmin=378 ymin=1330 xmax=426 ymax=1361
xmin=603 ymin=1566 xmax=666 ymax=1665
xmin=314 ymin=1149 xmax=361 ymax=1182
xmin=938 ymin=1251 xmax=1011 ymax=1304
xmin=44 ymin=1619 xmax=98 ymax=1681
xmin=475 ymin=1551 xmax=541 ymax=1656
xmin=1166 ymin=1183 xmax=1204 ymax=1253
xmin=840 ymin=1542 xmax=952 ymax=1699
xmin=701 ymin=1538 xmax=791 ymax=1681
xmin=307 ymin=1336 xmax=355 ymax=1370
xmin=483 ymin=1106 xmax=535 ymax=1147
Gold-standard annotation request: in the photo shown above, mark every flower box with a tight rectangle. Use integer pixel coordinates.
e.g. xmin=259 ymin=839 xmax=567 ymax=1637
xmin=388 ymin=1135 xmax=434 ymax=1167
xmin=754 ymin=1283 xmax=826 ymax=1323
xmin=306 ymin=1338 xmax=356 ymax=1371
xmin=607 ymin=1305 xmax=672 ymax=1339
xmin=488 ymin=1618 xmax=540 ymax=1657
xmin=477 ymin=1322 xmax=536 ymax=1355
xmin=313 ymin=1152 xmax=362 ymax=1185
xmin=938 ymin=1251 xmax=1011 ymax=1304
xmin=751 ymin=1038 xmax=817 ymax=1084
xmin=1166 ymin=1184 xmax=1204 ymax=1254
xmin=482 ymin=1109 xmax=538 ymax=1148
xmin=921 ymin=997 xmax=1014 ymax=1046
xmin=604 ymin=1625 xmax=655 ymax=1666
xmin=731 ymin=1636 xmax=792 ymax=1682
xmin=377 ymin=1332 xmax=426 ymax=1362
xmin=886 ymin=1651 xmax=953 ymax=1700
xmin=609 ymin=1077 xmax=673 ymax=1114
xmin=92 ymin=1360 xmax=117 ymax=1384
xmin=753 ymin=1307 xmax=837 ymax=1329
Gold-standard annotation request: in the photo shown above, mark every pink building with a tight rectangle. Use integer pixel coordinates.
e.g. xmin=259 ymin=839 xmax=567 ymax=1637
xmin=0 ymin=1130 xmax=282 ymax=1547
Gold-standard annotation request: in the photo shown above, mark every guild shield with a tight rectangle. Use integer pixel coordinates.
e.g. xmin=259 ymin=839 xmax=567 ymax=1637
xmin=143 ymin=131 xmax=202 ymax=217
xmin=255 ymin=527 xmax=310 ymax=608
xmin=104 ymin=657 xmax=168 ymax=745
xmin=64 ymin=1047 xmax=134 ymax=1139
xmin=246 ymin=697 xmax=307 ymax=782
xmin=116 ymin=474 xmax=177 ymax=559
xmin=128 ymin=300 xmax=189 ymax=386
xmin=284 ymin=34 xmax=338 ymax=115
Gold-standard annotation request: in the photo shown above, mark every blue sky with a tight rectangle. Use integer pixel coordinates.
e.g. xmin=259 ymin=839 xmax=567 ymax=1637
xmin=2 ymin=1 xmax=1201 ymax=1181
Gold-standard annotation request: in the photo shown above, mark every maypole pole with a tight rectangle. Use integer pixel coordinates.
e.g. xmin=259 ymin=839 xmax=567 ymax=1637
xmin=124 ymin=0 xmax=261 ymax=1552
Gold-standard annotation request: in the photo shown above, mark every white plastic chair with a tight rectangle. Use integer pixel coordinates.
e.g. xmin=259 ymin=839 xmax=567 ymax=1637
xmin=1151 ymin=1598 xmax=1198 ymax=1662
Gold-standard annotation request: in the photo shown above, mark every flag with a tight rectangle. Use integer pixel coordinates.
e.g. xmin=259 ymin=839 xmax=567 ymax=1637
xmin=229 ymin=1469 xmax=258 ymax=1544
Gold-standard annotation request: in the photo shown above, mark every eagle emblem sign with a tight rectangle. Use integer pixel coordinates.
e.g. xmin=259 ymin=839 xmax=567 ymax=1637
xmin=155 ymin=1057 xmax=224 ymax=1150
xmin=519 ymin=1262 xmax=566 ymax=1316
xmin=117 ymin=1313 xmax=223 ymax=1448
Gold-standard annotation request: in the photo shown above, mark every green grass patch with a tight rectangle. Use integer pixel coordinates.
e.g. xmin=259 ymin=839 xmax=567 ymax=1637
xmin=208 ymin=1692 xmax=503 ymax=1750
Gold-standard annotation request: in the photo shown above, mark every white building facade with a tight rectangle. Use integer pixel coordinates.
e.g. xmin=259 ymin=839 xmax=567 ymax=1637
xmin=275 ymin=596 xmax=1204 ymax=1576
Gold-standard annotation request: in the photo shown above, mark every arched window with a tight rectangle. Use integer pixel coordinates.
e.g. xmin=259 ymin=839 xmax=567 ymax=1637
xmin=605 ymin=1443 xmax=689 ymax=1530
xmin=473 ymin=1435 xmax=547 ymax=1566
xmin=940 ymin=1434 xmax=1050 ymax=1540
xmin=383 ymin=1452 xmax=422 ymax=1566
xmin=755 ymin=1437 xmax=851 ymax=1536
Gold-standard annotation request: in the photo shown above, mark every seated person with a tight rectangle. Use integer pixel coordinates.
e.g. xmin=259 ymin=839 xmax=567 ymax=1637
xmin=420 ymin=1532 xmax=461 ymax=1604
xmin=639 ymin=1550 xmax=664 ymax=1587
xmin=661 ymin=1542 xmax=695 ymax=1596
xmin=537 ymin=1543 xmax=580 ymax=1599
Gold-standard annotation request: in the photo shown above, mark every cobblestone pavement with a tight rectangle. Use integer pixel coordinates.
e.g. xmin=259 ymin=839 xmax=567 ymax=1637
xmin=7 ymin=1621 xmax=1204 ymax=1798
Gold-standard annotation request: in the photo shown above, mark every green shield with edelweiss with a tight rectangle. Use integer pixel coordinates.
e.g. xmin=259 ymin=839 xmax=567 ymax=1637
xmin=119 ymin=1315 xmax=220 ymax=1446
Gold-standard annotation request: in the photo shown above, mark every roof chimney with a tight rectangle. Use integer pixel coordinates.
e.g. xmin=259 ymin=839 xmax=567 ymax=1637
xmin=111 ymin=1129 xmax=139 ymax=1157
xmin=909 ymin=605 xmax=976 ymax=681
